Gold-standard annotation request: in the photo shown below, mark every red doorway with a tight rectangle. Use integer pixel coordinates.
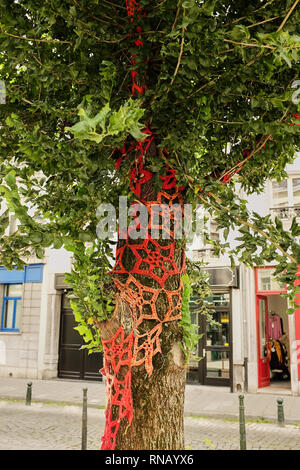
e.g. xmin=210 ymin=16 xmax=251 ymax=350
xmin=256 ymin=295 xmax=270 ymax=388
xmin=255 ymin=267 xmax=292 ymax=390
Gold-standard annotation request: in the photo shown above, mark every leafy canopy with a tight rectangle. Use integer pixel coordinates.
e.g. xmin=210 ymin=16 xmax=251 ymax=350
xmin=0 ymin=0 xmax=299 ymax=331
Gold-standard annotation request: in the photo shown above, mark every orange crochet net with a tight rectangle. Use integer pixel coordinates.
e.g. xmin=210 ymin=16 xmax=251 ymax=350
xmin=126 ymin=0 xmax=140 ymax=20
xmin=100 ymin=173 xmax=185 ymax=447
xmin=100 ymin=327 xmax=133 ymax=450
xmin=101 ymin=148 xmax=185 ymax=449
xmin=100 ymin=1 xmax=185 ymax=450
xmin=101 ymin=153 xmax=185 ymax=446
xmin=101 ymin=0 xmax=300 ymax=451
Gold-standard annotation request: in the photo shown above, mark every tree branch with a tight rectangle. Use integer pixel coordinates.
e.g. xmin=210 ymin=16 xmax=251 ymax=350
xmin=1 ymin=31 xmax=72 ymax=45
xmin=170 ymin=29 xmax=185 ymax=86
xmin=102 ymin=0 xmax=126 ymax=10
xmin=172 ymin=1 xmax=182 ymax=31
xmin=277 ymin=0 xmax=299 ymax=31
xmin=192 ymin=187 xmax=297 ymax=265
xmin=218 ymin=107 xmax=291 ymax=182
xmin=224 ymin=39 xmax=275 ymax=49
xmin=72 ymin=0 xmax=122 ymax=26
xmin=247 ymin=16 xmax=281 ymax=29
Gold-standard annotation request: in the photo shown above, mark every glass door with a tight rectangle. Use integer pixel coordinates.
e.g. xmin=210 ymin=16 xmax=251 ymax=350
xmin=201 ymin=292 xmax=232 ymax=387
xmin=205 ymin=310 xmax=230 ymax=382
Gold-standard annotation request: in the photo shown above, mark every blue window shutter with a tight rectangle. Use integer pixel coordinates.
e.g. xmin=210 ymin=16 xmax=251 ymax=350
xmin=24 ymin=264 xmax=44 ymax=283
xmin=1 ymin=298 xmax=5 ymax=330
xmin=0 ymin=267 xmax=24 ymax=284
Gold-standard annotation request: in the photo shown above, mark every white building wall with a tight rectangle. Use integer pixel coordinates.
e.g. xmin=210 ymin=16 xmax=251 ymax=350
xmin=0 ymin=255 xmax=44 ymax=378
xmin=37 ymin=248 xmax=73 ymax=379
xmin=216 ymin=155 xmax=300 ymax=393
xmin=0 ymin=247 xmax=72 ymax=380
xmin=231 ymin=283 xmax=245 ymax=391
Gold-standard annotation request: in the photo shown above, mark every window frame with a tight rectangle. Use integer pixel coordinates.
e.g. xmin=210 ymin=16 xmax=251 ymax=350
xmin=292 ymin=176 xmax=300 ymax=206
xmin=1 ymin=284 xmax=22 ymax=332
xmin=271 ymin=175 xmax=300 ymax=208
xmin=254 ymin=266 xmax=286 ymax=295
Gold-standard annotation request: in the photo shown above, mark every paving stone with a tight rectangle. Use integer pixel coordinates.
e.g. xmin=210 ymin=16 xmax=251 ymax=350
xmin=2 ymin=405 xmax=294 ymax=451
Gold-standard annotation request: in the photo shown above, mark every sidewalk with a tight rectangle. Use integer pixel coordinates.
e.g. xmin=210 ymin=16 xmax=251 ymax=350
xmin=1 ymin=377 xmax=300 ymax=424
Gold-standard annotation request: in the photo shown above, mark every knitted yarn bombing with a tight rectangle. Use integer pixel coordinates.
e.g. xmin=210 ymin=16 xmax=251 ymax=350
xmin=100 ymin=161 xmax=185 ymax=450
xmin=126 ymin=0 xmax=141 ymax=20
xmin=100 ymin=1 xmax=185 ymax=450
xmin=100 ymin=173 xmax=185 ymax=448
xmin=100 ymin=327 xmax=134 ymax=450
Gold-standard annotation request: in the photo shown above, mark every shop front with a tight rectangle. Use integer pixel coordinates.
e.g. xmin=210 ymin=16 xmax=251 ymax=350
xmin=187 ymin=267 xmax=239 ymax=390
xmin=255 ymin=266 xmax=300 ymax=392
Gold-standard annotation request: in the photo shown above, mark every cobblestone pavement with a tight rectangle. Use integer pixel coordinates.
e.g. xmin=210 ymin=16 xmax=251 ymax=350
xmin=0 ymin=400 xmax=300 ymax=451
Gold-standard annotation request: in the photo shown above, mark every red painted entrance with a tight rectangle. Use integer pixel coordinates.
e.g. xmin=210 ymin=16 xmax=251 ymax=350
xmin=256 ymin=295 xmax=270 ymax=388
xmin=295 ymin=267 xmax=300 ymax=381
xmin=255 ymin=266 xmax=300 ymax=388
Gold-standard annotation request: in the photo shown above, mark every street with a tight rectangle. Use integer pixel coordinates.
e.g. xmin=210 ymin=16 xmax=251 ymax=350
xmin=0 ymin=400 xmax=299 ymax=451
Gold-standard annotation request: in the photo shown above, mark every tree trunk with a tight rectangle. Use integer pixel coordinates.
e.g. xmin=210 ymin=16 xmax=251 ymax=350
xmin=117 ymin=341 xmax=186 ymax=450
xmin=97 ymin=137 xmax=187 ymax=450
xmin=99 ymin=295 xmax=186 ymax=450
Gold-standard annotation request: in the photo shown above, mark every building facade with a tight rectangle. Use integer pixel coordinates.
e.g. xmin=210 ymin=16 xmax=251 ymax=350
xmin=186 ymin=155 xmax=300 ymax=396
xmin=0 ymin=246 xmax=103 ymax=381
xmin=0 ymin=249 xmax=65 ymax=379
xmin=0 ymin=157 xmax=299 ymax=395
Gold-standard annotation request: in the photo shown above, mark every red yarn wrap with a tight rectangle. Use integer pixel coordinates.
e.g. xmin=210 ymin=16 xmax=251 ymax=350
xmin=100 ymin=1 xmax=185 ymax=450
xmin=100 ymin=1 xmax=300 ymax=450
xmin=101 ymin=146 xmax=185 ymax=449
xmin=100 ymin=327 xmax=133 ymax=450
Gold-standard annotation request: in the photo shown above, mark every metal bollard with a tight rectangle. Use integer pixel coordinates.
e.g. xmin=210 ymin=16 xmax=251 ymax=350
xmin=239 ymin=394 xmax=247 ymax=450
xmin=81 ymin=388 xmax=88 ymax=450
xmin=25 ymin=382 xmax=32 ymax=406
xmin=277 ymin=398 xmax=285 ymax=427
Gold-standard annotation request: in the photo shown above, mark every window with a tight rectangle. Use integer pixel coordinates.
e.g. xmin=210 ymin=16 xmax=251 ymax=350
xmin=272 ymin=177 xmax=300 ymax=208
xmin=272 ymin=180 xmax=288 ymax=207
xmin=256 ymin=268 xmax=285 ymax=293
xmin=1 ymin=284 xmax=22 ymax=331
xmin=204 ymin=292 xmax=230 ymax=307
xmin=271 ymin=177 xmax=300 ymax=219
xmin=292 ymin=178 xmax=300 ymax=205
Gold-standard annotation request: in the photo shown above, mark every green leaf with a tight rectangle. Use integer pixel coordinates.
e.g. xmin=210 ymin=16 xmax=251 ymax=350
xmin=230 ymin=25 xmax=250 ymax=41
xmin=53 ymin=238 xmax=63 ymax=249
xmin=280 ymin=52 xmax=292 ymax=68
xmin=223 ymin=227 xmax=229 ymax=241
xmin=129 ymin=125 xmax=146 ymax=141
xmin=4 ymin=173 xmax=16 ymax=188
xmin=286 ymin=307 xmax=295 ymax=315
xmin=31 ymin=232 xmax=43 ymax=244
xmin=201 ymin=0 xmax=216 ymax=16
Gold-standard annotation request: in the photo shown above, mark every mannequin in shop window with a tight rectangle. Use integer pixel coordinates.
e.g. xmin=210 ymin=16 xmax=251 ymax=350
xmin=267 ymin=311 xmax=290 ymax=381
xmin=268 ymin=338 xmax=290 ymax=381
xmin=279 ymin=334 xmax=290 ymax=372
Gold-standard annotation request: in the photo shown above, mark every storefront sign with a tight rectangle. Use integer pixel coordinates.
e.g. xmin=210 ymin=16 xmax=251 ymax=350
xmin=206 ymin=267 xmax=239 ymax=288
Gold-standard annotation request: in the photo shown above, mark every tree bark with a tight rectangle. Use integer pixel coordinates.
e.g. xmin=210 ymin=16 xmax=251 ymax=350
xmin=96 ymin=140 xmax=187 ymax=450
xmin=98 ymin=293 xmax=186 ymax=450
xmin=116 ymin=326 xmax=186 ymax=450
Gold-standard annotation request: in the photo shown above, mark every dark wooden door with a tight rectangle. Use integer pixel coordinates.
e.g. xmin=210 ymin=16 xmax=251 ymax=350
xmin=58 ymin=294 xmax=103 ymax=381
